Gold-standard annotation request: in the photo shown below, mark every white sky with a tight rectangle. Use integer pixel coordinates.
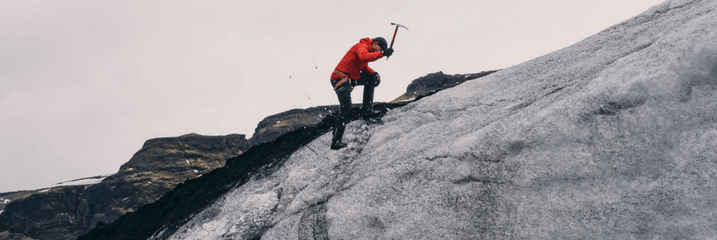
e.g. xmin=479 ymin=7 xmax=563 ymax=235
xmin=0 ymin=0 xmax=665 ymax=193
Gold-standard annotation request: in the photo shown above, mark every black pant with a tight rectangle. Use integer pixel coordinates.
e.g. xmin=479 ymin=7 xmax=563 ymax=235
xmin=330 ymin=72 xmax=375 ymax=143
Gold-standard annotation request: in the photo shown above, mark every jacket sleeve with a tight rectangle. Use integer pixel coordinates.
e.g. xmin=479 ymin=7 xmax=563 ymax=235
xmin=356 ymin=44 xmax=383 ymax=62
xmin=357 ymin=44 xmax=382 ymax=75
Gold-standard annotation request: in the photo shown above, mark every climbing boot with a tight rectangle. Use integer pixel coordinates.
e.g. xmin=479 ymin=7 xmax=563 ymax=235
xmin=331 ymin=141 xmax=347 ymax=150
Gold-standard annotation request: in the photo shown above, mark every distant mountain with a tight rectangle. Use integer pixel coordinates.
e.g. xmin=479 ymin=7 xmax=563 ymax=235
xmin=79 ymin=0 xmax=717 ymax=239
xmin=0 ymin=70 xmax=494 ymax=240
xmin=0 ymin=134 xmax=250 ymax=240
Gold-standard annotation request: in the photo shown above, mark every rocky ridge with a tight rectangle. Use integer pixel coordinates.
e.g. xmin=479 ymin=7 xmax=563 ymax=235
xmin=0 ymin=134 xmax=250 ymax=240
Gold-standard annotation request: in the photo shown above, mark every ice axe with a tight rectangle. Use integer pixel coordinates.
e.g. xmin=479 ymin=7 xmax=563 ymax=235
xmin=387 ymin=22 xmax=409 ymax=60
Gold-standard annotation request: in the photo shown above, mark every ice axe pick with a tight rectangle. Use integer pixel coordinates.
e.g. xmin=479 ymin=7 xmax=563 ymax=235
xmin=387 ymin=22 xmax=409 ymax=60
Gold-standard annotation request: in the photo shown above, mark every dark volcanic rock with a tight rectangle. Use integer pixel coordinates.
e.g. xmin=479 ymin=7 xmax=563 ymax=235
xmin=0 ymin=191 xmax=35 ymax=213
xmin=120 ymin=133 xmax=250 ymax=173
xmin=0 ymin=186 xmax=89 ymax=240
xmin=0 ymin=134 xmax=250 ymax=240
xmin=391 ymin=70 xmax=498 ymax=103
xmin=250 ymin=105 xmax=339 ymax=146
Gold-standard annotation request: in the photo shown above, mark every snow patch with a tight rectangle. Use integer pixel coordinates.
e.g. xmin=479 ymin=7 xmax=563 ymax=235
xmin=0 ymin=198 xmax=10 ymax=204
xmin=55 ymin=175 xmax=110 ymax=187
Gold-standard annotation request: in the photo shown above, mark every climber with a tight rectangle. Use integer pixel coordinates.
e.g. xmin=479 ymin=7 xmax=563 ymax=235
xmin=330 ymin=37 xmax=394 ymax=150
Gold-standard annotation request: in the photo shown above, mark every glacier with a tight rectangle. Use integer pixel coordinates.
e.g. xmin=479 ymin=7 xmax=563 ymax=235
xmin=112 ymin=0 xmax=717 ymax=239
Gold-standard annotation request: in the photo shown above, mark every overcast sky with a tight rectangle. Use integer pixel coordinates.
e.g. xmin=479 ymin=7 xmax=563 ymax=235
xmin=0 ymin=0 xmax=665 ymax=193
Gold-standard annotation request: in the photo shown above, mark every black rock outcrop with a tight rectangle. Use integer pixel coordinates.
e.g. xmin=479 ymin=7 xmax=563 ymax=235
xmin=250 ymin=106 xmax=339 ymax=146
xmin=391 ymin=70 xmax=498 ymax=103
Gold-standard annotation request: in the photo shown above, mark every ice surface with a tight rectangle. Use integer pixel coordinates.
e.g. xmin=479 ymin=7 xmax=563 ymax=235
xmin=167 ymin=180 xmax=280 ymax=240
xmin=169 ymin=0 xmax=717 ymax=239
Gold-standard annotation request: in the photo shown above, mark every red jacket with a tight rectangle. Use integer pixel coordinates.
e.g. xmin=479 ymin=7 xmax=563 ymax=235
xmin=332 ymin=38 xmax=384 ymax=80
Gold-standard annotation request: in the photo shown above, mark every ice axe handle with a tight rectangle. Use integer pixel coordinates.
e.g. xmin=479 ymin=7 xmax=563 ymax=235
xmin=386 ymin=26 xmax=399 ymax=60
xmin=390 ymin=26 xmax=399 ymax=49
xmin=387 ymin=23 xmax=408 ymax=60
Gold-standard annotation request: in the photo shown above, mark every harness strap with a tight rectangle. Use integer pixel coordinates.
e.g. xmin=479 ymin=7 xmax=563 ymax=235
xmin=333 ymin=69 xmax=352 ymax=91
xmin=334 ymin=78 xmax=348 ymax=91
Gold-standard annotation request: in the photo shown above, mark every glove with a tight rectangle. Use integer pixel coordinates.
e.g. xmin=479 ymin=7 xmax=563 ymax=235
xmin=372 ymin=72 xmax=381 ymax=87
xmin=383 ymin=48 xmax=394 ymax=58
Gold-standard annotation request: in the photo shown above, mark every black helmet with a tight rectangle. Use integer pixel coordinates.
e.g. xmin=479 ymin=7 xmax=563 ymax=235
xmin=373 ymin=37 xmax=388 ymax=51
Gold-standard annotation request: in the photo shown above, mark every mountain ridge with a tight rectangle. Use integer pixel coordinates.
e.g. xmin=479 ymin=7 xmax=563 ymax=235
xmin=0 ymin=134 xmax=251 ymax=240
